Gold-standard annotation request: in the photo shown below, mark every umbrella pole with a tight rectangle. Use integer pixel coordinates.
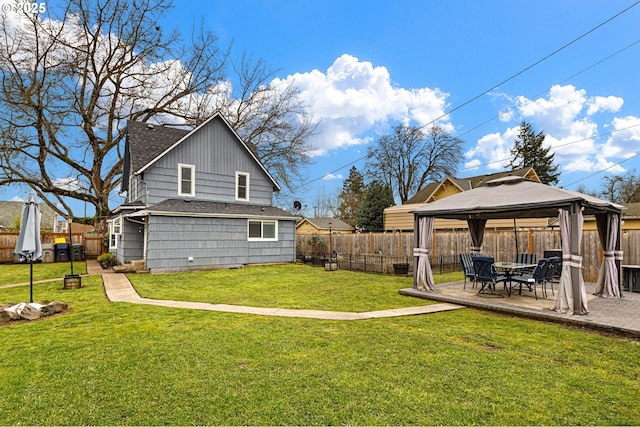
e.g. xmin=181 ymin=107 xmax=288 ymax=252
xmin=29 ymin=258 xmax=33 ymax=303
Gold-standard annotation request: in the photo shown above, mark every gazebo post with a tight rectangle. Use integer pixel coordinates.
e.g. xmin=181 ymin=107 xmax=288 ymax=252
xmin=413 ymin=214 xmax=419 ymax=288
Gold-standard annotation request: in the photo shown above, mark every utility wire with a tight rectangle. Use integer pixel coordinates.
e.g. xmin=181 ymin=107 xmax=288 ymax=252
xmin=298 ymin=1 xmax=640 ymax=189
xmin=456 ymin=36 xmax=640 ymax=140
xmin=563 ymin=152 xmax=640 ymax=189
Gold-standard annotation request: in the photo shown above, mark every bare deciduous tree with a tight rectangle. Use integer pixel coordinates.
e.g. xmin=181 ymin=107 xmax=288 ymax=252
xmin=0 ymin=0 xmax=315 ymax=231
xmin=600 ymin=170 xmax=640 ymax=203
xmin=365 ymin=124 xmax=463 ymax=203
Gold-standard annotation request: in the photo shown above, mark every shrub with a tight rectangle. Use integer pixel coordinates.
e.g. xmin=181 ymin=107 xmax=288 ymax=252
xmin=97 ymin=252 xmax=117 ymax=269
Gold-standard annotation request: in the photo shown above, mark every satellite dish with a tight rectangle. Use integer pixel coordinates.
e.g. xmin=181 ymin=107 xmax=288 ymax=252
xmin=293 ymin=200 xmax=302 ymax=211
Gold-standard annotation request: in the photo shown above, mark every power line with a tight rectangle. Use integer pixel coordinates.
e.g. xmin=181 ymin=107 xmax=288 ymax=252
xmin=298 ymin=1 xmax=640 ymax=190
xmin=563 ymin=152 xmax=640 ymax=189
xmin=456 ymin=122 xmax=640 ymax=187
xmin=417 ymin=0 xmax=640 ymax=131
xmin=455 ymin=36 xmax=640 ymax=140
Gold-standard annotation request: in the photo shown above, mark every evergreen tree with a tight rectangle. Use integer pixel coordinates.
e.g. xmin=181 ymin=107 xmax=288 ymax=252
xmin=356 ymin=180 xmax=394 ymax=232
xmin=508 ymin=122 xmax=560 ymax=185
xmin=336 ymin=166 xmax=366 ymax=226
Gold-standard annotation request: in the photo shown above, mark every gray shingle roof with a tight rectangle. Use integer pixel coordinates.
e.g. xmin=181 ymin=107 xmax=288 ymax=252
xmin=144 ymin=198 xmax=297 ymax=219
xmin=127 ymin=121 xmax=190 ymax=174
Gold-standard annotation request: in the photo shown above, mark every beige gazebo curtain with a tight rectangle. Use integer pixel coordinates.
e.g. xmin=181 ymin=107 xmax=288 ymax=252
xmin=594 ymin=213 xmax=622 ymax=298
xmin=553 ymin=204 xmax=588 ymax=315
xmin=467 ymin=218 xmax=487 ymax=254
xmin=414 ymin=216 xmax=436 ymax=291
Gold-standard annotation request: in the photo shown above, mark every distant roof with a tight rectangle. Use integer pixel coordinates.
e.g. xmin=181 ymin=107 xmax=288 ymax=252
xmin=621 ymin=202 xmax=640 ymax=218
xmin=297 ymin=217 xmax=354 ymax=231
xmin=123 ymin=198 xmax=297 ymax=220
xmin=405 ymin=167 xmax=538 ymax=204
xmin=0 ymin=200 xmax=57 ymax=230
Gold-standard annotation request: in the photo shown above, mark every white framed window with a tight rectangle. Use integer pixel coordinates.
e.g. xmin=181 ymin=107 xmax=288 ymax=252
xmin=130 ymin=176 xmax=138 ymax=201
xmin=247 ymin=219 xmax=278 ymax=241
xmin=236 ymin=172 xmax=249 ymax=201
xmin=109 ymin=217 xmax=122 ymax=249
xmin=178 ymin=163 xmax=195 ymax=197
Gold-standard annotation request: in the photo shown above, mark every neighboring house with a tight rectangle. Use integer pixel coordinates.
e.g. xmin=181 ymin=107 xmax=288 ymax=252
xmin=109 ymin=113 xmax=298 ymax=272
xmin=383 ymin=167 xmax=547 ymax=231
xmin=0 ymin=200 xmax=57 ymax=231
xmin=583 ymin=202 xmax=640 ymax=230
xmin=296 ymin=217 xmax=354 ymax=235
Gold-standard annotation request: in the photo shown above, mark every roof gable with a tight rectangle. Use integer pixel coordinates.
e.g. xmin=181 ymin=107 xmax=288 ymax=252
xmin=296 ymin=217 xmax=354 ymax=231
xmin=404 ymin=167 xmax=539 ymax=205
xmin=123 ymin=113 xmax=280 ymax=192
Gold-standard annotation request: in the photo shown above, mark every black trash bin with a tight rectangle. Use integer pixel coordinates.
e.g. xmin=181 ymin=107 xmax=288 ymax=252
xmin=393 ymin=263 xmax=409 ymax=276
xmin=71 ymin=244 xmax=84 ymax=261
xmin=54 ymin=243 xmax=69 ymax=262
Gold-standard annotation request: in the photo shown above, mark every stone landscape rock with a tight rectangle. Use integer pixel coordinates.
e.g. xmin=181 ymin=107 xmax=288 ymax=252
xmin=0 ymin=301 xmax=69 ymax=322
xmin=16 ymin=303 xmax=42 ymax=320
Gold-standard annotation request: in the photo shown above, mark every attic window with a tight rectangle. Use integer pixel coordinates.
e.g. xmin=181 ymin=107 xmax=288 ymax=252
xmin=236 ymin=172 xmax=249 ymax=201
xmin=178 ymin=163 xmax=195 ymax=197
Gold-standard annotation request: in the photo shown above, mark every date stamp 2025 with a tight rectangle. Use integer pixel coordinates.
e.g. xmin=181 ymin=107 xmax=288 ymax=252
xmin=1 ymin=2 xmax=47 ymax=14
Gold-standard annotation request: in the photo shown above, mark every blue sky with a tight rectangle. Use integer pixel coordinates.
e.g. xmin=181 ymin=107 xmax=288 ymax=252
xmin=175 ymin=0 xmax=640 ymax=212
xmin=2 ymin=0 xmax=640 ymax=217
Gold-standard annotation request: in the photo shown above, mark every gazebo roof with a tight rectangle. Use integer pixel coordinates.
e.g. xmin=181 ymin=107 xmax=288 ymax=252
xmin=411 ymin=177 xmax=624 ymax=220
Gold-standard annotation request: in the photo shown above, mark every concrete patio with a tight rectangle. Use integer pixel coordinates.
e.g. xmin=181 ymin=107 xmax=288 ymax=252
xmin=400 ymin=279 xmax=640 ymax=338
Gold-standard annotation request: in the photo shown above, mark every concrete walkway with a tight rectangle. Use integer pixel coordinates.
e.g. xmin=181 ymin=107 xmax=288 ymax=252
xmin=91 ymin=260 xmax=465 ymax=321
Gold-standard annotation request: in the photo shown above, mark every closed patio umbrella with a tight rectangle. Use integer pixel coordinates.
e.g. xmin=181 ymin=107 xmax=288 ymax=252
xmin=13 ymin=195 xmax=42 ymax=303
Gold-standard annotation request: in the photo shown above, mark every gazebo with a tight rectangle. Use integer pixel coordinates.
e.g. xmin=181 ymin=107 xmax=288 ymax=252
xmin=411 ymin=176 xmax=624 ymax=315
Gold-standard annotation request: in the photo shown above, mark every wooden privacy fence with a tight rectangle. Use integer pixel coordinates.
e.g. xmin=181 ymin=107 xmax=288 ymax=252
xmin=296 ymin=229 xmax=640 ymax=282
xmin=0 ymin=232 xmax=105 ymax=262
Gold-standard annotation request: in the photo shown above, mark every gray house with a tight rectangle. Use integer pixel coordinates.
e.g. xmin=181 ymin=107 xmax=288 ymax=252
xmin=109 ymin=113 xmax=298 ymax=272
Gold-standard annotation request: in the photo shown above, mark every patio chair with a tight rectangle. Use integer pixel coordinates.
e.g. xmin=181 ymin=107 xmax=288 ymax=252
xmin=513 ymin=253 xmax=537 ymax=275
xmin=510 ymin=258 xmax=549 ymax=300
xmin=459 ymin=253 xmax=476 ymax=289
xmin=472 ymin=255 xmax=509 ymax=297
xmin=543 ymin=256 xmax=561 ymax=296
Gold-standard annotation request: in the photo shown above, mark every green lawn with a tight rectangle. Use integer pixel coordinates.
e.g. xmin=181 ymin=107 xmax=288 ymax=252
xmin=129 ymin=264 xmax=460 ymax=311
xmin=0 ymin=264 xmax=639 ymax=425
xmin=0 ymin=261 xmax=86 ymax=287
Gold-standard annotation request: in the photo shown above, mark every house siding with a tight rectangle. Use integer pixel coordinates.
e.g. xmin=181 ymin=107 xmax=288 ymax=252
xmin=145 ymin=215 xmax=295 ymax=272
xmin=142 ymin=119 xmax=273 ymax=206
xmin=114 ymin=217 xmax=144 ymax=264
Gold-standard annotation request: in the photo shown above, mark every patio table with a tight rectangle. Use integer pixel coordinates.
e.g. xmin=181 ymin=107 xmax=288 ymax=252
xmin=495 ymin=262 xmax=538 ymax=294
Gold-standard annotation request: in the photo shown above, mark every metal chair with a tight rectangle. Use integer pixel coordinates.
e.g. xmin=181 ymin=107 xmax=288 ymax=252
xmin=543 ymin=256 xmax=561 ymax=296
xmin=514 ymin=253 xmax=537 ymax=275
xmin=472 ymin=255 xmax=509 ymax=297
xmin=459 ymin=253 xmax=476 ymax=289
xmin=510 ymin=258 xmax=549 ymax=300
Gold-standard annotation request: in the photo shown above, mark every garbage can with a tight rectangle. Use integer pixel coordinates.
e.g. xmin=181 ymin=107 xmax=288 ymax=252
xmin=71 ymin=244 xmax=84 ymax=261
xmin=54 ymin=243 xmax=69 ymax=262
xmin=42 ymin=244 xmax=55 ymax=263
xmin=622 ymin=265 xmax=640 ymax=292
xmin=393 ymin=263 xmax=409 ymax=276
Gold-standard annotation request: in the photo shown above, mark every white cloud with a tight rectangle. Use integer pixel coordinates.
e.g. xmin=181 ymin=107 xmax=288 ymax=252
xmin=465 ymin=127 xmax=519 ymax=171
xmin=53 ymin=177 xmax=81 ymax=191
xmin=321 ymin=173 xmax=343 ymax=181
xmin=586 ymin=95 xmax=623 ymax=116
xmin=602 ymin=116 xmax=640 ymax=158
xmin=466 ymin=84 xmax=639 ymax=177
xmin=277 ymin=54 xmax=451 ymax=155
